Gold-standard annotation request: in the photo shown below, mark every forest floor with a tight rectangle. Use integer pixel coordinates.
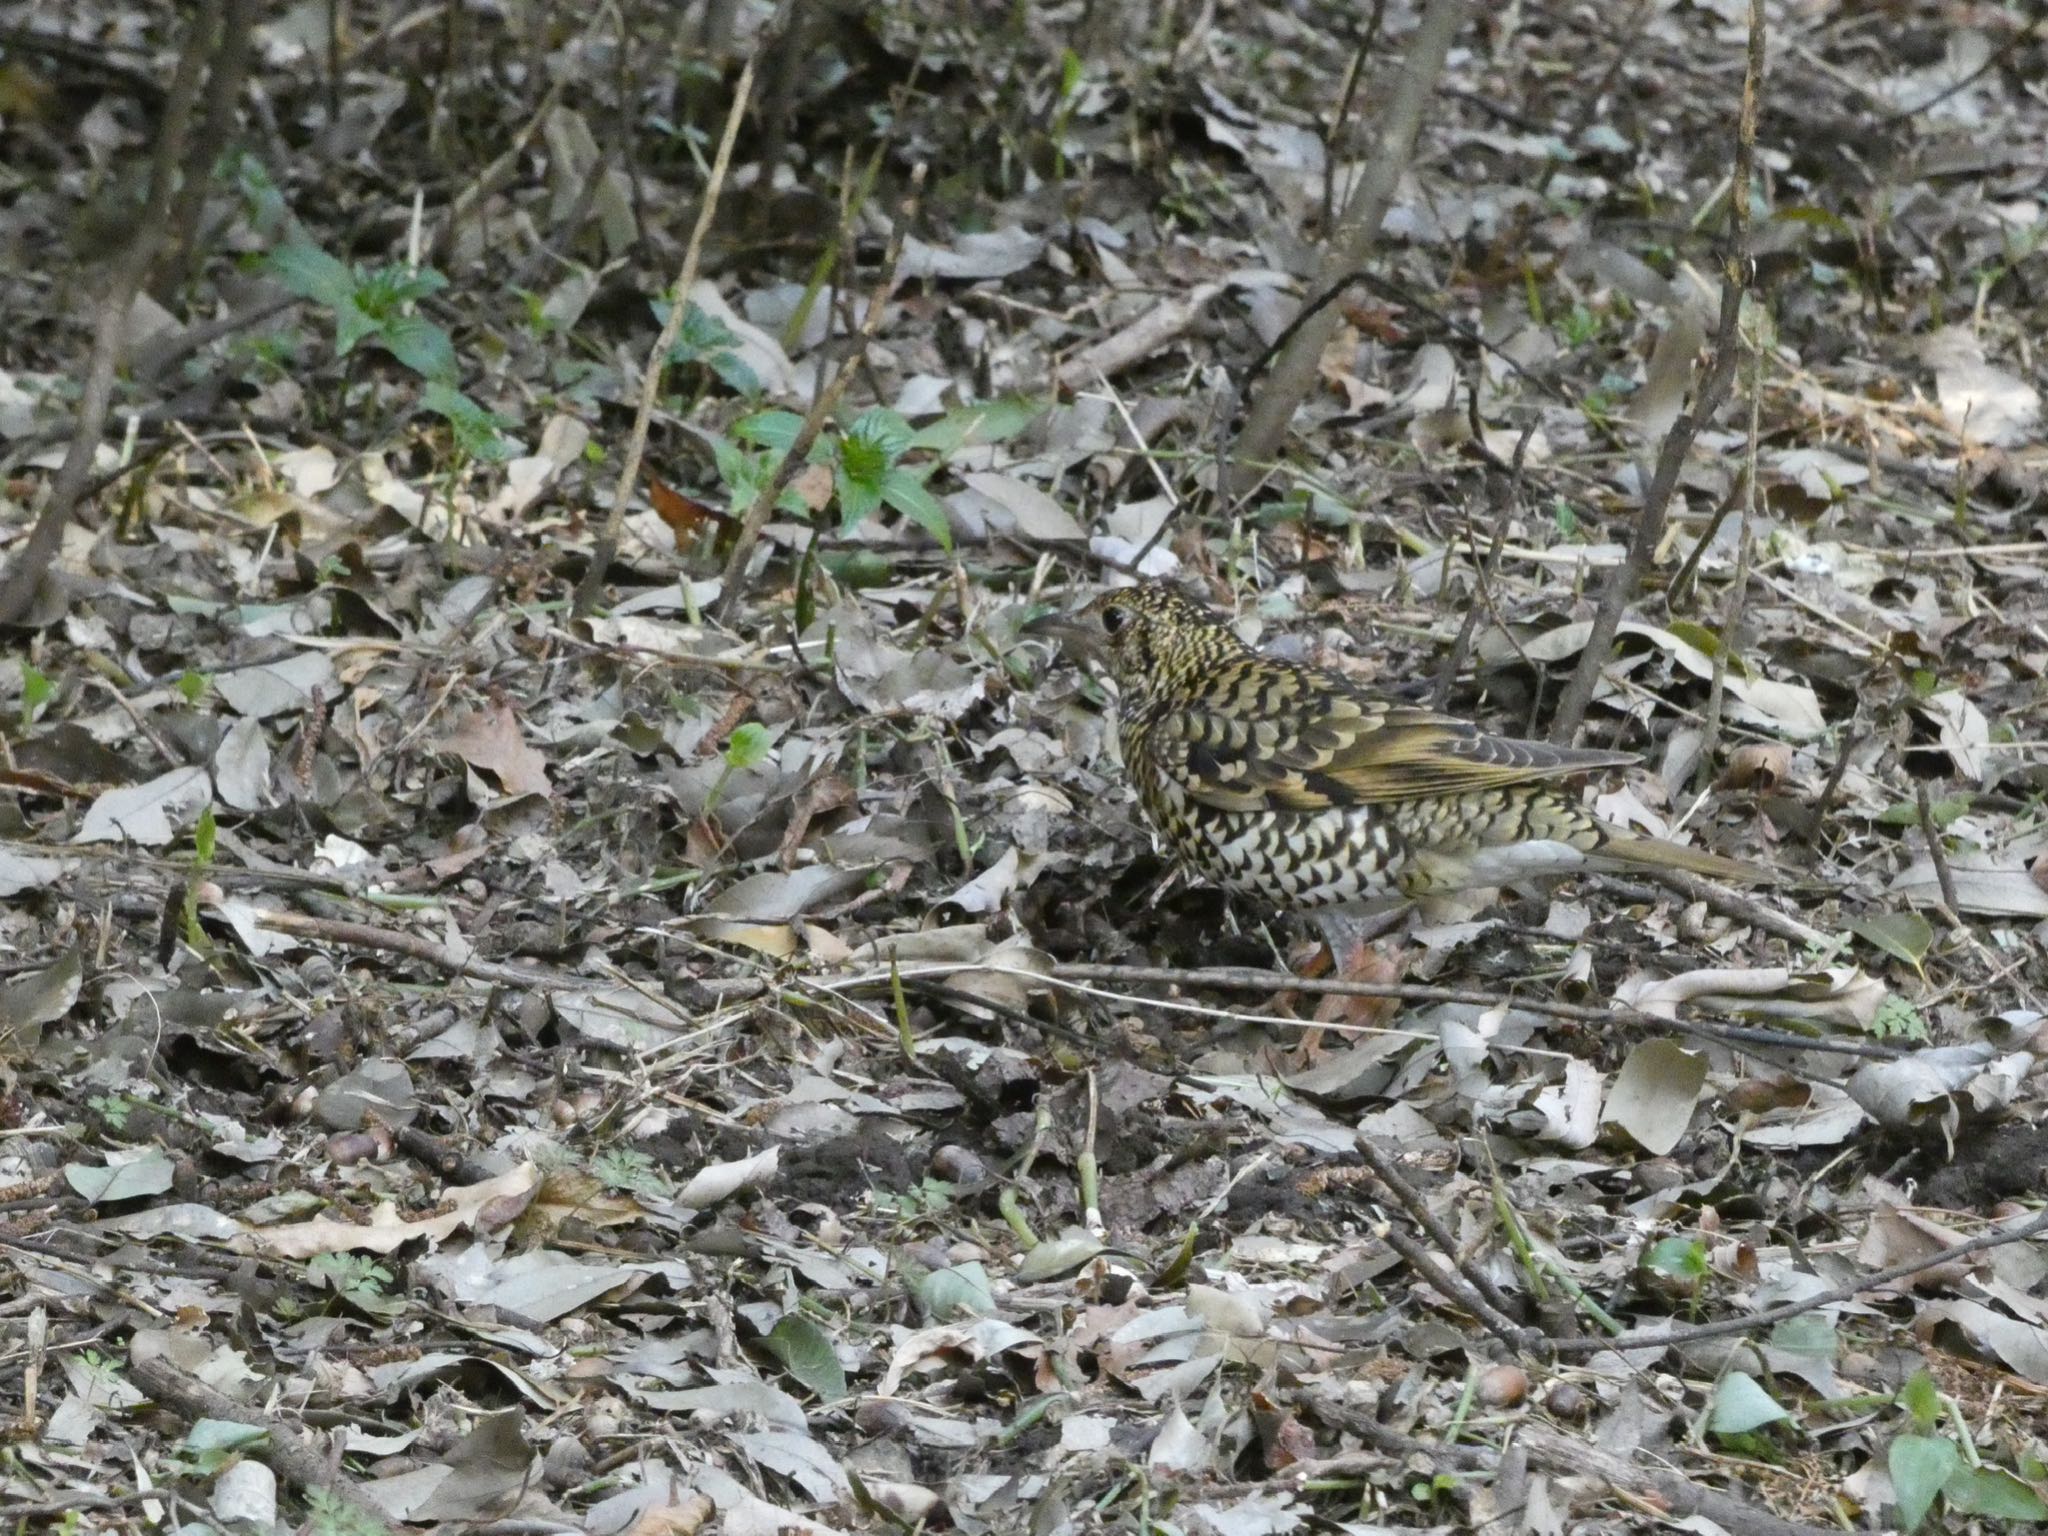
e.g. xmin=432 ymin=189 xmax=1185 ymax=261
xmin=4 ymin=1 xmax=2048 ymax=1532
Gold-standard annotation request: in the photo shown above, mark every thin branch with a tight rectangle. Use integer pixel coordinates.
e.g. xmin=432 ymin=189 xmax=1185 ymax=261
xmin=1694 ymin=322 xmax=1763 ymax=791
xmin=1548 ymin=0 xmax=1765 ymax=743
xmin=1431 ymin=409 xmax=1536 ymax=710
xmin=0 ymin=0 xmax=219 ymax=627
xmin=1377 ymin=1219 xmax=1536 ymax=1353
xmin=571 ymin=59 xmax=755 ymax=619
xmin=1915 ymin=782 xmax=1963 ymax=923
xmin=1305 ymin=1405 xmax=1841 ymax=1536
xmin=1355 ymin=1133 xmax=1526 ymax=1329
xmin=232 ymin=912 xmax=1904 ymax=1064
xmin=1549 ymin=1204 xmax=2048 ymax=1359
xmin=1228 ymin=0 xmax=1470 ymax=494
xmin=156 ymin=0 xmax=257 ymax=297
xmin=129 ymin=1352 xmax=386 ymax=1519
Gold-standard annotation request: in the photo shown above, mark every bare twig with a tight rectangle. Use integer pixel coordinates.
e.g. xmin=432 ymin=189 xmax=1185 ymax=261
xmin=155 ymin=0 xmax=257 ymax=297
xmin=1305 ymin=1404 xmax=1840 ymax=1536
xmin=0 ymin=0 xmax=218 ymax=627
xmin=1809 ymin=729 xmax=1863 ymax=839
xmin=1549 ymin=1204 xmax=2048 ymax=1359
xmin=1355 ymin=1134 xmax=1525 ymax=1327
xmin=1876 ymin=8 xmax=2044 ymax=124
xmin=1318 ymin=0 xmax=1388 ymax=233
xmin=1915 ymin=782 xmax=1963 ymax=922
xmin=1548 ymin=0 xmax=1765 ymax=743
xmin=1693 ymin=329 xmax=1763 ymax=792
xmin=711 ymin=164 xmax=926 ymax=624
xmin=231 ymin=912 xmax=1902 ymax=1062
xmin=1591 ymin=863 xmax=1833 ymax=950
xmin=128 ymin=1352 xmax=386 ymax=1519
xmin=1431 ymin=409 xmax=1536 ymax=710
xmin=1377 ymin=1220 xmax=1535 ymax=1353
xmin=1229 ymin=0 xmax=1470 ymax=494
xmin=572 ymin=59 xmax=755 ymax=619
xmin=426 ymin=78 xmax=568 ymax=268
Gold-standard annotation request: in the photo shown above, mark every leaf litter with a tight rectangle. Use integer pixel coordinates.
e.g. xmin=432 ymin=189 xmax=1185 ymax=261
xmin=3 ymin=1 xmax=2048 ymax=1533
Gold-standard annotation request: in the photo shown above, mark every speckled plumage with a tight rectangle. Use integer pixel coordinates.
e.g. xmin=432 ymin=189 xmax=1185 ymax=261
xmin=1047 ymin=583 xmax=1765 ymax=905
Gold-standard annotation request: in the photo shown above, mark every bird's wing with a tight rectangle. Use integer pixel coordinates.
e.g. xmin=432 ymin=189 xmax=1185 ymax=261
xmin=1159 ymin=661 xmax=1634 ymax=811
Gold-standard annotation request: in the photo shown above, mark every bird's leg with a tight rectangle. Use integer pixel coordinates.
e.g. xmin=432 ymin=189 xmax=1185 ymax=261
xmin=1283 ymin=901 xmax=1412 ymax=1061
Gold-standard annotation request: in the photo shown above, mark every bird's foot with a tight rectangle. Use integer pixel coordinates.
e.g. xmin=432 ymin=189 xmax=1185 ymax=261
xmin=1281 ymin=905 xmax=1412 ymax=1063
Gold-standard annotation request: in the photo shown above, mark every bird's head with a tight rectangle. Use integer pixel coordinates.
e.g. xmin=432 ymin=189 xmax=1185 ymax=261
xmin=1031 ymin=582 xmax=1248 ymax=714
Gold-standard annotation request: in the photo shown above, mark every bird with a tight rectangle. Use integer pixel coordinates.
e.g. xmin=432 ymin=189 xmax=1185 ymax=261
xmin=1032 ymin=581 xmax=1769 ymax=915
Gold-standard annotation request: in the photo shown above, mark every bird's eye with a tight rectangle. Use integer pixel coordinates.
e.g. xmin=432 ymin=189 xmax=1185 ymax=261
xmin=1102 ymin=607 xmax=1127 ymax=636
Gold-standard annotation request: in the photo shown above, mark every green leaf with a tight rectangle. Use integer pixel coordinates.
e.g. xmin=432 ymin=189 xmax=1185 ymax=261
xmin=836 ymin=430 xmax=890 ymax=496
xmin=1871 ymin=994 xmax=1930 ymax=1041
xmin=907 ymin=395 xmax=1047 ymax=455
xmin=705 ymin=348 xmax=761 ymax=397
xmin=711 ymin=435 xmax=764 ymax=498
xmin=917 ymin=1262 xmax=996 ymax=1320
xmin=1848 ymin=912 xmax=1933 ymax=974
xmin=21 ymin=663 xmax=54 ymax=718
xmin=834 ymin=463 xmax=884 ymax=532
xmin=1666 ymin=620 xmax=1756 ymax=678
xmin=1889 ymin=1434 xmax=1959 ymax=1532
xmin=419 ymin=383 xmax=515 ymax=462
xmin=820 ymin=550 xmax=891 ymax=588
xmin=352 ymin=263 xmax=445 ymax=317
xmin=724 ymin=721 xmax=772 ymax=770
xmin=1767 ymin=1312 xmax=1837 ymax=1361
xmin=1878 ymin=794 xmax=1972 ymax=828
xmin=1708 ymin=1372 xmax=1790 ymax=1437
xmin=332 ymin=299 xmax=383 ymax=357
xmin=193 ymin=804 xmax=216 ymax=865
xmin=180 ymin=1418 xmax=270 ymax=1474
xmin=666 ymin=300 xmax=740 ymax=359
xmin=176 ymin=669 xmax=208 ymax=703
xmin=882 ymin=470 xmax=953 ymax=548
xmin=845 ymin=406 xmax=914 ymax=463
xmin=1942 ymin=1464 xmax=2048 ymax=1520
xmin=1896 ymin=1369 xmax=1942 ymax=1432
xmin=265 ymin=242 xmax=356 ymax=308
xmin=305 ymin=1487 xmax=395 ymax=1536
xmin=764 ymin=1314 xmax=846 ymax=1400
xmin=1643 ymin=1235 xmax=1709 ymax=1282
xmin=735 ymin=409 xmax=804 ymax=452
xmin=378 ymin=314 xmax=458 ymax=382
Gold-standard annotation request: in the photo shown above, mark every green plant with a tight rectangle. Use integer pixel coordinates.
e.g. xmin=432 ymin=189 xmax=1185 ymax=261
xmin=1557 ymin=301 xmax=1601 ymax=346
xmin=307 ymin=1253 xmax=403 ymax=1319
xmin=703 ymin=720 xmax=774 ymax=819
xmin=1638 ymin=1234 xmax=1711 ymax=1311
xmin=659 ymin=299 xmax=761 ymax=396
xmin=306 ymin=1488 xmax=396 ymax=1536
xmin=1050 ymin=48 xmax=1085 ymax=180
xmin=19 ymin=662 xmax=53 ymax=729
xmin=708 ymin=396 xmax=1043 ymax=553
xmin=871 ymin=1176 xmax=955 ymax=1220
xmin=265 ymin=241 xmax=514 ymax=462
xmin=181 ymin=804 xmax=217 ymax=952
xmin=1886 ymin=1370 xmax=2048 ymax=1531
xmin=169 ymin=1419 xmax=268 ymax=1477
xmin=1706 ymin=1370 xmax=1794 ymax=1458
xmin=591 ymin=1146 xmax=668 ymax=1199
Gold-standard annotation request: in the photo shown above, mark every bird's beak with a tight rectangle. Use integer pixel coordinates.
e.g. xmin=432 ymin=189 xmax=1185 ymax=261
xmin=1022 ymin=604 xmax=1106 ymax=663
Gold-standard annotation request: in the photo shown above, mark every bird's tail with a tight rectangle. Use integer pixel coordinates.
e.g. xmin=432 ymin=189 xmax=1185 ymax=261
xmin=1593 ymin=831 xmax=1773 ymax=886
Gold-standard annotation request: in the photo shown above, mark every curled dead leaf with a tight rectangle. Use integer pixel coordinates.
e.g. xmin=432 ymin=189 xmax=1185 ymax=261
xmin=1721 ymin=742 xmax=1791 ymax=792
